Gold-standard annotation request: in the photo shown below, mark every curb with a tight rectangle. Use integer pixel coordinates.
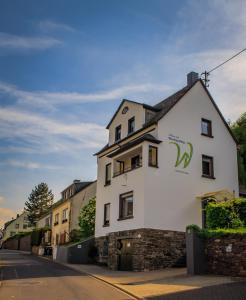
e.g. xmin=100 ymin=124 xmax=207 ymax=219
xmin=37 ymin=255 xmax=141 ymax=300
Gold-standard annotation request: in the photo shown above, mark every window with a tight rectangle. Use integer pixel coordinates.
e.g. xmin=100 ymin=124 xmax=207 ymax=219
xmin=105 ymin=163 xmax=111 ymax=185
xmin=202 ymin=155 xmax=215 ymax=179
xmin=104 ymin=203 xmax=110 ymax=226
xmin=15 ymin=223 xmax=19 ymax=229
xmin=54 ymin=213 xmax=59 ymax=225
xmin=119 ymin=192 xmax=133 ymax=220
xmin=115 ymin=125 xmax=121 ymax=142
xmin=23 ymin=224 xmax=27 ymax=229
xmin=128 ymin=117 xmax=135 ymax=134
xmin=131 ymin=155 xmax=140 ymax=169
xmin=62 ymin=208 xmax=68 ymax=223
xmin=45 ymin=217 xmax=50 ymax=227
xmin=201 ymin=118 xmax=213 ymax=137
xmin=149 ymin=145 xmax=158 ymax=167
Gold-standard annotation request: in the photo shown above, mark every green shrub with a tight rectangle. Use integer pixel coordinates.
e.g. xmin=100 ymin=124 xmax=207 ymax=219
xmin=186 ymin=224 xmax=246 ymax=238
xmin=232 ymin=198 xmax=246 ymax=225
xmin=78 ymin=197 xmax=96 ymax=238
xmin=206 ymin=200 xmax=245 ymax=229
xmin=206 ymin=202 xmax=232 ymax=229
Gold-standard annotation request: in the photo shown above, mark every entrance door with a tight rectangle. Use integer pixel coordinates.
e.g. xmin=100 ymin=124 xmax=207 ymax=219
xmin=118 ymin=239 xmax=133 ymax=271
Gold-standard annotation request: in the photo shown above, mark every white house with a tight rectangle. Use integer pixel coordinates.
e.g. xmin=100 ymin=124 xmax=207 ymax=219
xmin=94 ymin=72 xmax=238 ymax=271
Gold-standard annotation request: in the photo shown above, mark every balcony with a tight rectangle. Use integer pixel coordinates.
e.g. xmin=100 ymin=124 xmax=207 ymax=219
xmin=113 ymin=146 xmax=143 ymax=177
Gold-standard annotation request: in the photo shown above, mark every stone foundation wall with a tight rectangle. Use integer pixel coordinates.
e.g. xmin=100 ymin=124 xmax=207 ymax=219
xmin=206 ymin=234 xmax=246 ymax=277
xmin=96 ymin=228 xmax=186 ymax=271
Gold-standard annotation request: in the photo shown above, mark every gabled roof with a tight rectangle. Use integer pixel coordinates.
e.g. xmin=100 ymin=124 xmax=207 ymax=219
xmin=53 ymin=181 xmax=96 ymax=209
xmin=106 ymin=99 xmax=158 ymax=129
xmin=96 ymin=79 xmax=237 ymax=156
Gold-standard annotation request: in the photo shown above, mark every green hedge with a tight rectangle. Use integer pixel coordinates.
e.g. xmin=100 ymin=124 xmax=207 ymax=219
xmin=186 ymin=225 xmax=246 ymax=238
xmin=206 ymin=198 xmax=246 ymax=229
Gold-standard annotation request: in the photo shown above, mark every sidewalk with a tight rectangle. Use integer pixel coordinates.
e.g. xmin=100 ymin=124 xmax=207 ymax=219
xmin=61 ymin=263 xmax=244 ymax=299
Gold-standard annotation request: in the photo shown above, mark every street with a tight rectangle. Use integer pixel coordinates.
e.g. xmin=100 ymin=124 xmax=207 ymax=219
xmin=0 ymin=250 xmax=134 ymax=300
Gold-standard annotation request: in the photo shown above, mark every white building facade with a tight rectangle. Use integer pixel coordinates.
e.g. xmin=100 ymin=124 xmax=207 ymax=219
xmin=94 ymin=73 xmax=238 ymax=271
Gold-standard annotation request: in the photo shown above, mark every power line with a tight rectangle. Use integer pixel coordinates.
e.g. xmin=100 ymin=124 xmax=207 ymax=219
xmin=201 ymin=47 xmax=246 ymax=87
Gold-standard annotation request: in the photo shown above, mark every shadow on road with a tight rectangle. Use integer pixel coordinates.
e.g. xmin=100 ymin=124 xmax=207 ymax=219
xmin=0 ymin=250 xmax=85 ymax=281
xmin=146 ymin=282 xmax=246 ymax=300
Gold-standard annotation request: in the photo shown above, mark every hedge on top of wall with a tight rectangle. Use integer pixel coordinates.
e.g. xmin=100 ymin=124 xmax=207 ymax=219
xmin=206 ymin=198 xmax=246 ymax=229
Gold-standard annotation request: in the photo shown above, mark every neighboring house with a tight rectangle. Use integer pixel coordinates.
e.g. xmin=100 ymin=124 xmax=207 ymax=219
xmin=51 ymin=180 xmax=96 ymax=246
xmin=70 ymin=181 xmax=97 ymax=231
xmin=36 ymin=210 xmax=52 ymax=229
xmin=94 ymin=72 xmax=239 ymax=271
xmin=3 ymin=211 xmax=33 ymax=241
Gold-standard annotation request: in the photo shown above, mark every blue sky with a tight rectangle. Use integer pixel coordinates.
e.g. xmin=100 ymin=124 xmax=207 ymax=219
xmin=0 ymin=0 xmax=246 ymax=227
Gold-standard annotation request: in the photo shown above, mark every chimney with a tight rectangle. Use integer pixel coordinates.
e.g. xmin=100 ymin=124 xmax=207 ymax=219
xmin=73 ymin=179 xmax=80 ymax=184
xmin=187 ymin=71 xmax=199 ymax=86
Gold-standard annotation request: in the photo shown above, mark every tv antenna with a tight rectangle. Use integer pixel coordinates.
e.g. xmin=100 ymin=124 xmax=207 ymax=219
xmin=201 ymin=47 xmax=246 ymax=87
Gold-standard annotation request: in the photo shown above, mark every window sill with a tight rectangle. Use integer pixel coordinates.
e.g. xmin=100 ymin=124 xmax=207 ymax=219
xmin=202 ymin=174 xmax=216 ymax=180
xmin=62 ymin=219 xmax=68 ymax=224
xmin=117 ymin=216 xmax=134 ymax=221
xmin=103 ymin=223 xmax=110 ymax=227
xmin=53 ymin=222 xmax=59 ymax=226
xmin=201 ymin=133 xmax=214 ymax=138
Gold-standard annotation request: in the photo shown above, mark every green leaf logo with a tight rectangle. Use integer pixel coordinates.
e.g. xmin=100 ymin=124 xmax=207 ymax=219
xmin=170 ymin=142 xmax=193 ymax=168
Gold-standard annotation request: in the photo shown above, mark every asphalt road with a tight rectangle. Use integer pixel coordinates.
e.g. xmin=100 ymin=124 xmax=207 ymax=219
xmin=0 ymin=250 xmax=134 ymax=300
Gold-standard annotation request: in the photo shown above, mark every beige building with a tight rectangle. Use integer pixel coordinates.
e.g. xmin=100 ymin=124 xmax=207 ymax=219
xmin=94 ymin=72 xmax=238 ymax=271
xmin=3 ymin=211 xmax=33 ymax=241
xmin=52 ymin=180 xmax=96 ymax=246
xmin=36 ymin=210 xmax=52 ymax=229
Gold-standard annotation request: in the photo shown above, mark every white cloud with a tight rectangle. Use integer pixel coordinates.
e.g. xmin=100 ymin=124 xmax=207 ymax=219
xmin=0 ymin=160 xmax=60 ymax=170
xmin=0 ymin=107 xmax=107 ymax=154
xmin=0 ymin=81 xmax=170 ymax=108
xmin=38 ymin=20 xmax=76 ymax=32
xmin=0 ymin=32 xmax=62 ymax=50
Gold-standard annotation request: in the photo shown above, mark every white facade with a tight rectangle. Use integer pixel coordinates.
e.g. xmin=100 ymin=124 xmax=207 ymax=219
xmin=95 ymin=80 xmax=238 ymax=238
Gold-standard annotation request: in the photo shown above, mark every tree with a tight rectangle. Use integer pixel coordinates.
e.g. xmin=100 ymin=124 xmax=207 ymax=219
xmin=231 ymin=112 xmax=246 ymax=186
xmin=25 ymin=182 xmax=54 ymax=226
xmin=78 ymin=197 xmax=96 ymax=238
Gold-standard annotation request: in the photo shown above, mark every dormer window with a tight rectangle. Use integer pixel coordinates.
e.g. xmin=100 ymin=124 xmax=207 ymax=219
xmin=115 ymin=125 xmax=121 ymax=142
xmin=128 ymin=117 xmax=135 ymax=135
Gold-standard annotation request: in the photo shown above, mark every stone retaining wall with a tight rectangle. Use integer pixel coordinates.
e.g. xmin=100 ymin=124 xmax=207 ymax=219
xmin=96 ymin=228 xmax=186 ymax=271
xmin=206 ymin=234 xmax=246 ymax=277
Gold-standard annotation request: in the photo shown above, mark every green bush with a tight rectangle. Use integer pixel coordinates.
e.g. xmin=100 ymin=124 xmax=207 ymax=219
xmin=78 ymin=197 xmax=96 ymax=238
xmin=186 ymin=225 xmax=246 ymax=238
xmin=206 ymin=199 xmax=245 ymax=229
xmin=206 ymin=202 xmax=232 ymax=229
xmin=232 ymin=198 xmax=246 ymax=225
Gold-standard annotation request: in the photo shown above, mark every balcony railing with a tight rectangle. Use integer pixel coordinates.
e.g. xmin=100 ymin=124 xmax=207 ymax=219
xmin=113 ymin=161 xmax=142 ymax=177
